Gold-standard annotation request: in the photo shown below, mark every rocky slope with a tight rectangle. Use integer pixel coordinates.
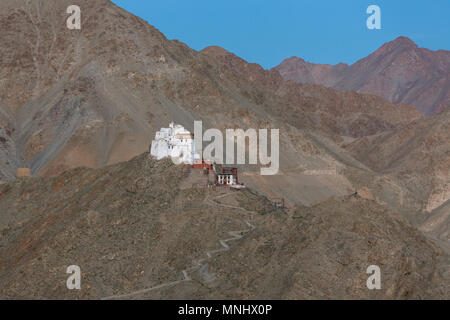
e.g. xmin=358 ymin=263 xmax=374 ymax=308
xmin=0 ymin=0 xmax=449 ymax=299
xmin=0 ymin=155 xmax=448 ymax=299
xmin=200 ymin=46 xmax=444 ymax=215
xmin=420 ymin=200 xmax=450 ymax=253
xmin=275 ymin=37 xmax=450 ymax=115
xmin=344 ymin=107 xmax=450 ymax=216
xmin=269 ymin=36 xmax=449 ymax=219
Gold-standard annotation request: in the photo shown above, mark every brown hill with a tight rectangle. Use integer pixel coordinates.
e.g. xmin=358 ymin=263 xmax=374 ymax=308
xmin=0 ymin=154 xmax=448 ymax=299
xmin=274 ymin=37 xmax=450 ymax=115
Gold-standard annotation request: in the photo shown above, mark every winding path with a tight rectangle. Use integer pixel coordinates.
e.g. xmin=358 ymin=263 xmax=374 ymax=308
xmin=102 ymin=192 xmax=256 ymax=300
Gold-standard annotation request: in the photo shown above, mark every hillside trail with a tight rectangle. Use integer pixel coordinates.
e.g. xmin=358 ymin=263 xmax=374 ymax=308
xmin=102 ymin=191 xmax=256 ymax=300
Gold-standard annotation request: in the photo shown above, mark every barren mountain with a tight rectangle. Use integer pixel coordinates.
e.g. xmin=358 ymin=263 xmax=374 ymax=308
xmin=420 ymin=199 xmax=450 ymax=253
xmin=0 ymin=155 xmax=448 ymax=299
xmin=0 ymin=0 xmax=445 ymax=223
xmin=202 ymin=45 xmax=421 ymax=139
xmin=0 ymin=0 xmax=423 ymax=211
xmin=344 ymin=107 xmax=450 ymax=220
xmin=0 ymin=0 xmax=449 ymax=300
xmin=200 ymin=46 xmax=445 ymax=215
xmin=0 ymin=1 xmax=445 ymax=221
xmin=275 ymin=37 xmax=450 ymax=115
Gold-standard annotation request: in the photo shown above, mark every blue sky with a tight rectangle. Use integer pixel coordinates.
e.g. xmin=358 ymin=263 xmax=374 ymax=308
xmin=111 ymin=0 xmax=450 ymax=69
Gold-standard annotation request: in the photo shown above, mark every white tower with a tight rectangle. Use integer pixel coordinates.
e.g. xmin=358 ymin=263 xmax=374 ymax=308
xmin=150 ymin=122 xmax=200 ymax=165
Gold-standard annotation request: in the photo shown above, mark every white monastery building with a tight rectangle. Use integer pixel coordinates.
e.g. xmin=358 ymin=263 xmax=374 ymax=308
xmin=150 ymin=122 xmax=200 ymax=165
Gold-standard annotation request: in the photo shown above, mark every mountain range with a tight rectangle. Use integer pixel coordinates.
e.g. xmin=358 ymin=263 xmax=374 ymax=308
xmin=0 ymin=0 xmax=449 ymax=299
xmin=274 ymin=36 xmax=450 ymax=115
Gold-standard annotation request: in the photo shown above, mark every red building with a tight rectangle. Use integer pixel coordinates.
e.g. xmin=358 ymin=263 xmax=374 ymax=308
xmin=187 ymin=160 xmax=241 ymax=187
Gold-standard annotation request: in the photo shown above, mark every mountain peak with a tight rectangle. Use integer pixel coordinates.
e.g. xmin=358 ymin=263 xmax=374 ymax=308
xmin=379 ymin=36 xmax=418 ymax=52
xmin=275 ymin=36 xmax=450 ymax=115
xmin=393 ymin=36 xmax=417 ymax=45
xmin=201 ymin=46 xmax=233 ymax=57
xmin=283 ymin=56 xmax=307 ymax=63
